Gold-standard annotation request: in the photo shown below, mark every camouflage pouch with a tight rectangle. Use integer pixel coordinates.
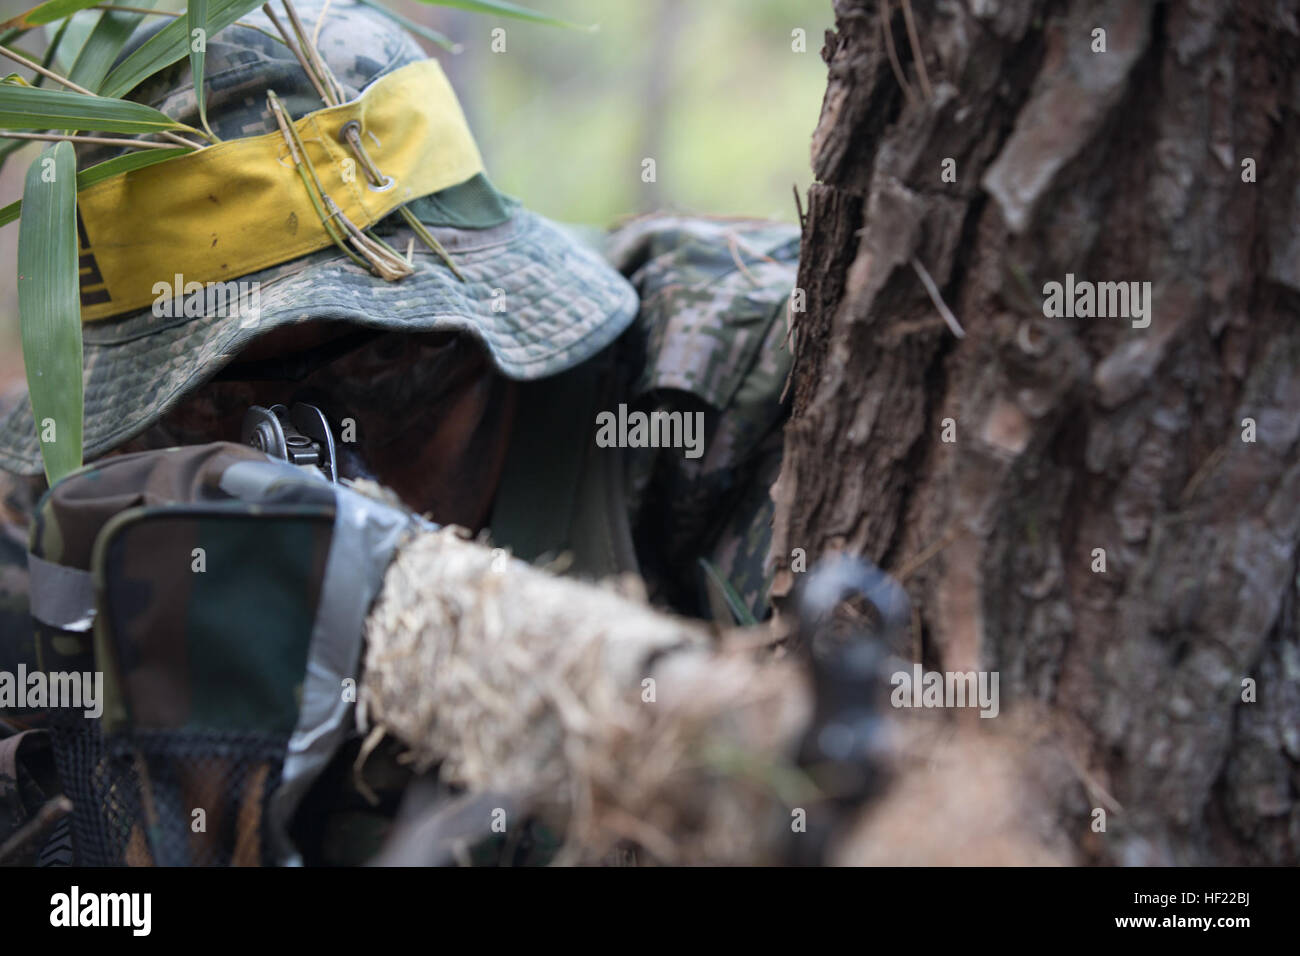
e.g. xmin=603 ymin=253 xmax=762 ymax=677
xmin=25 ymin=443 xmax=416 ymax=865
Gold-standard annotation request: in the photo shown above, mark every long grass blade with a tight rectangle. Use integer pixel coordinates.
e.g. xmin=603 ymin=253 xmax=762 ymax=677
xmin=187 ymin=0 xmax=217 ymax=139
xmin=68 ymin=0 xmax=157 ymax=92
xmin=1 ymin=0 xmax=105 ymax=31
xmin=0 ymin=82 xmax=194 ymax=132
xmin=414 ymin=0 xmax=595 ymax=31
xmin=17 ymin=141 xmax=82 ymax=484
xmin=0 ymin=130 xmax=178 ymax=147
xmin=32 ymin=14 xmax=73 ymax=88
xmin=101 ymin=0 xmax=263 ymax=98
xmin=698 ymin=558 xmax=758 ymax=627
xmin=352 ymin=0 xmax=459 ymax=52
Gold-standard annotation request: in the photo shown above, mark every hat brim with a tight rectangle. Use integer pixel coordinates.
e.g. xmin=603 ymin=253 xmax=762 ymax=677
xmin=0 ymin=209 xmax=637 ymax=476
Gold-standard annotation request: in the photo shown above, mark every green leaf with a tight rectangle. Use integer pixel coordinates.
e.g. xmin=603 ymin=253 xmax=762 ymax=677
xmin=68 ymin=1 xmax=159 ymax=93
xmin=698 ymin=558 xmax=758 ymax=627
xmin=354 ymin=0 xmax=459 ymax=52
xmin=0 ymin=145 xmax=190 ymax=226
xmin=17 ymin=141 xmax=82 ymax=485
xmin=101 ymin=0 xmax=264 ymax=99
xmin=187 ymin=0 xmax=214 ymax=139
xmin=33 ymin=14 xmax=73 ymax=88
xmin=0 ymin=82 xmax=191 ymax=132
xmin=414 ymin=0 xmax=596 ymax=31
xmin=1 ymin=0 xmax=105 ymax=31
xmin=50 ymin=9 xmax=105 ymax=76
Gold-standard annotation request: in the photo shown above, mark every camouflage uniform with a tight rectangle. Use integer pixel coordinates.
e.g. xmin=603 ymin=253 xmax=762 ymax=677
xmin=0 ymin=0 xmax=798 ymax=865
xmin=486 ymin=215 xmax=797 ymax=621
xmin=609 ymin=216 xmax=797 ymax=620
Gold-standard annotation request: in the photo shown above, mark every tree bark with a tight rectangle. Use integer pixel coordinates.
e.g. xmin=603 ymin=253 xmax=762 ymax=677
xmin=773 ymin=0 xmax=1299 ymax=864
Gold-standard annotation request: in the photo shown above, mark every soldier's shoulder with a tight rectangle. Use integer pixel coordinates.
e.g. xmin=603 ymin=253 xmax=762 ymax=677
xmin=602 ymin=215 xmax=801 ymax=621
xmin=605 ymin=213 xmax=800 ymax=280
xmin=605 ymin=214 xmax=799 ymax=410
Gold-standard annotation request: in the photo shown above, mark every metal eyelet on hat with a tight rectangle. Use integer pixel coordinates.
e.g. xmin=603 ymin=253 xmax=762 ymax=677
xmin=339 ymin=120 xmax=395 ymax=192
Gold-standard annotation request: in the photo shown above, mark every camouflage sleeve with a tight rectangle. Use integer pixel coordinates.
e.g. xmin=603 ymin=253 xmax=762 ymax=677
xmin=604 ymin=215 xmax=799 ymax=621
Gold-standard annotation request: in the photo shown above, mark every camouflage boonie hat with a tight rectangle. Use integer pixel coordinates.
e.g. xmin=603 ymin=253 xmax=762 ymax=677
xmin=0 ymin=0 xmax=637 ymax=476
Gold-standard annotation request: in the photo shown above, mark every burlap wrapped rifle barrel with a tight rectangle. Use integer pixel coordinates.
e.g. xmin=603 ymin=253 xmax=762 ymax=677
xmin=359 ymin=526 xmax=814 ymax=865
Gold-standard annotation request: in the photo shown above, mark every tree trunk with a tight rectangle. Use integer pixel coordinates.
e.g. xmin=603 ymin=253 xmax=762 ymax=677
xmin=772 ymin=0 xmax=1299 ymax=864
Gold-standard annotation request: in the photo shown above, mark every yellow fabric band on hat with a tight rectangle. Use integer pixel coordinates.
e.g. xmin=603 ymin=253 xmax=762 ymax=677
xmin=76 ymin=58 xmax=483 ymax=322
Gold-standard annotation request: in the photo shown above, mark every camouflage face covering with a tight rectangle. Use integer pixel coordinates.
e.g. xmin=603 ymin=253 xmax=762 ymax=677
xmin=0 ymin=0 xmax=637 ymax=477
xmin=117 ymin=328 xmax=519 ymax=529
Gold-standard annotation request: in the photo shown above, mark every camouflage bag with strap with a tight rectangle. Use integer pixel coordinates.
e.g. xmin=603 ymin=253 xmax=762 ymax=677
xmin=24 ymin=442 xmax=417 ymax=865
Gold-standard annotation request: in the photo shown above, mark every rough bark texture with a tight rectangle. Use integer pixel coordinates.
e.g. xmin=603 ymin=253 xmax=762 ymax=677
xmin=772 ymin=0 xmax=1299 ymax=864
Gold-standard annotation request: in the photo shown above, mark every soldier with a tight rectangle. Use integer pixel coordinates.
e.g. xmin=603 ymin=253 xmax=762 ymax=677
xmin=0 ymin=0 xmax=831 ymax=866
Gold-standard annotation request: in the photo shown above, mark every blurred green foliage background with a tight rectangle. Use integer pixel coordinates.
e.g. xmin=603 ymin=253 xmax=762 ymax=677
xmin=434 ymin=0 xmax=832 ymax=224
xmin=0 ymin=0 xmax=831 ymax=383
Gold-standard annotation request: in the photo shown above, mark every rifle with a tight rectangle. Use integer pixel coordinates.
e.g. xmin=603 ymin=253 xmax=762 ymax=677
xmin=20 ymin=442 xmax=900 ymax=865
